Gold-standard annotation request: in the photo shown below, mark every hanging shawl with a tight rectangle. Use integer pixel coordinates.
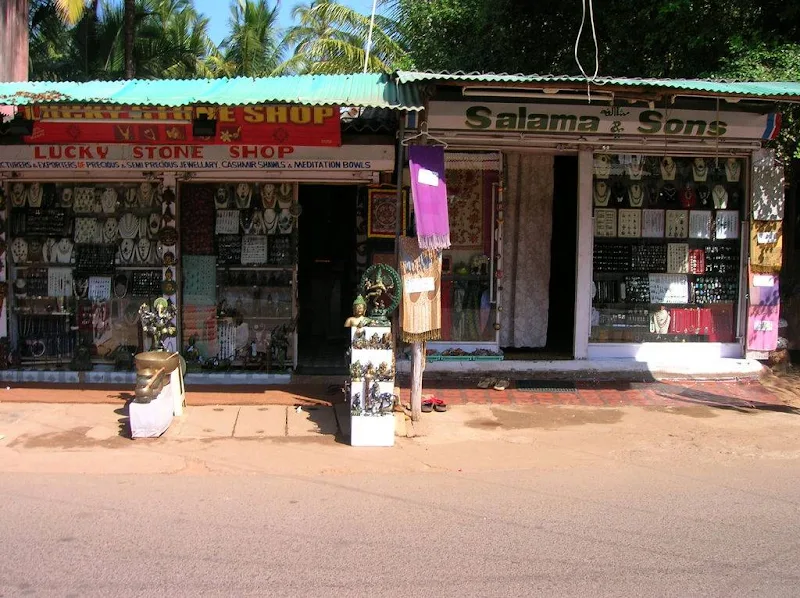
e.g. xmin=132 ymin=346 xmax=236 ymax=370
xmin=399 ymin=236 xmax=442 ymax=342
xmin=409 ymin=145 xmax=450 ymax=250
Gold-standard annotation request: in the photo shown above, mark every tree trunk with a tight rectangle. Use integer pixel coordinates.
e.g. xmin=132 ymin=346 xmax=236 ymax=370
xmin=124 ymin=0 xmax=135 ymax=79
xmin=0 ymin=0 xmax=29 ymax=84
xmin=410 ymin=342 xmax=423 ymax=421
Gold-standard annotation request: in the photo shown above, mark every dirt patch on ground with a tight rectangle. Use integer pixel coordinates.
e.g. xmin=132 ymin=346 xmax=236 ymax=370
xmin=466 ymin=406 xmax=625 ymax=431
xmin=645 ymin=406 xmax=721 ymax=419
xmin=8 ymin=427 xmax=129 ymax=450
xmin=760 ymin=367 xmax=800 ymax=408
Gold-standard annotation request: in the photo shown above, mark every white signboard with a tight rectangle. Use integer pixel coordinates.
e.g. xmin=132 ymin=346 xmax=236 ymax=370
xmin=428 ymin=102 xmax=780 ymax=140
xmin=648 ymin=274 xmax=689 ymax=304
xmin=0 ymin=144 xmax=395 ymax=172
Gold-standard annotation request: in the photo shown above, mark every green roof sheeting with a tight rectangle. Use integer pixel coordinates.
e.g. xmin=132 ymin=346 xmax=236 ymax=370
xmin=0 ymin=73 xmax=424 ymax=110
xmin=395 ymin=71 xmax=800 ymax=101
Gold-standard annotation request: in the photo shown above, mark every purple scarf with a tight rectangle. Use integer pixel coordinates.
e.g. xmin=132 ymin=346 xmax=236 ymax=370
xmin=409 ymin=145 xmax=450 ymax=250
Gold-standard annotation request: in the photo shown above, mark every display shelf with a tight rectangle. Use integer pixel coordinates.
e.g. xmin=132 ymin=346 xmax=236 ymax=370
xmin=216 ymin=265 xmax=293 ymax=271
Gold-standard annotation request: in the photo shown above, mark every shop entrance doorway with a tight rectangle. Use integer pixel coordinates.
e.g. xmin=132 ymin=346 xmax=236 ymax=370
xmin=545 ymin=155 xmax=578 ymax=355
xmin=296 ymin=184 xmax=358 ymax=373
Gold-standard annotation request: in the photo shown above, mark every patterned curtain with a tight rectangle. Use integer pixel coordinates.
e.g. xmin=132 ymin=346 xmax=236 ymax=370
xmin=500 ymin=153 xmax=555 ymax=348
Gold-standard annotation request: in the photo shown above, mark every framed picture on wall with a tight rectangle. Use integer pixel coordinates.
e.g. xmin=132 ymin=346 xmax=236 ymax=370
xmin=367 ymin=188 xmax=407 ymax=239
xmin=370 ymin=251 xmax=396 ymax=268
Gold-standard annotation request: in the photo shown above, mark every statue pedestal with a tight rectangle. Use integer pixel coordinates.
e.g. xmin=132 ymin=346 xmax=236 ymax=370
xmin=348 ymin=326 xmax=395 ymax=447
xmin=351 ymin=413 xmax=395 ymax=447
xmin=129 ymin=380 xmax=174 ymax=438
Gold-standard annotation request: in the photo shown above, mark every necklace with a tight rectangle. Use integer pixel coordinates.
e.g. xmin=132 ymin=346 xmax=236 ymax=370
xmin=264 ymin=208 xmax=278 ymax=233
xmin=101 ymin=188 xmax=117 ymax=213
xmin=125 ymin=187 xmax=138 ymax=206
xmin=136 ymin=238 xmax=152 ymax=264
xmin=114 ymin=274 xmax=129 ymax=299
xmin=11 ymin=184 xmax=25 ymax=207
xmin=43 ymin=238 xmax=57 ymax=263
xmin=251 ymin=211 xmax=266 ymax=235
xmin=10 ymin=238 xmax=28 ymax=264
xmin=277 ymin=183 xmax=294 ymax=209
xmin=119 ymin=238 xmax=135 ymax=264
xmin=103 ymin=218 xmax=118 ymax=244
xmin=28 ymin=184 xmax=43 ymax=208
xmin=680 ymin=185 xmax=696 ymax=208
xmin=236 ymin=184 xmax=252 ymax=208
xmin=628 ymin=184 xmax=644 ymax=207
xmin=594 ymin=154 xmax=611 ymax=179
xmin=117 ymin=213 xmax=138 ymax=239
xmin=661 ymin=184 xmax=677 ymax=203
xmin=55 ymin=238 xmax=73 ymax=264
xmin=660 ymin=158 xmax=676 ymax=180
xmin=148 ymin=213 xmax=161 ymax=238
xmin=725 ymin=158 xmax=741 ymax=182
xmin=138 ymin=184 xmax=154 ymax=207
xmin=241 ymin=210 xmax=254 ymax=234
xmin=697 ymin=185 xmax=711 ymax=206
xmin=627 ymin=156 xmax=645 ymax=180
xmin=261 ymin=184 xmax=277 ymax=208
xmin=593 ymin=182 xmax=610 ymax=207
xmin=712 ymin=185 xmax=728 ymax=209
xmin=61 ymin=188 xmax=74 ymax=207
xmin=692 ymin=160 xmax=708 ymax=182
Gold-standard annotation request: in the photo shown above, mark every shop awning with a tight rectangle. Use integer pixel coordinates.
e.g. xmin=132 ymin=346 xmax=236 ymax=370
xmin=0 ymin=73 xmax=424 ymax=111
xmin=395 ymin=71 xmax=800 ymax=102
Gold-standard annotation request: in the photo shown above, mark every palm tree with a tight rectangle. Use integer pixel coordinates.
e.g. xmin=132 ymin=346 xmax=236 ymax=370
xmin=30 ymin=0 xmax=216 ymax=81
xmin=276 ymin=0 xmax=406 ymax=74
xmin=219 ymin=0 xmax=284 ymax=78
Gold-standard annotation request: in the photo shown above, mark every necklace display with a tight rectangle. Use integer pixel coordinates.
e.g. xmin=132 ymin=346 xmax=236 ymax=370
xmin=119 ymin=239 xmax=135 ymax=264
xmin=692 ymin=158 xmax=708 ymax=182
xmin=611 ymin=183 xmax=626 ymax=205
xmin=650 ymin=307 xmax=671 ymax=335
xmin=101 ymin=188 xmax=117 ymax=213
xmin=278 ymin=210 xmax=293 ymax=234
xmin=261 ymin=184 xmax=277 ymax=209
xmin=215 ymin=186 xmax=230 ymax=209
xmin=10 ymin=183 xmax=26 ymax=208
xmin=117 ymin=213 xmax=139 ymax=239
xmin=138 ymin=183 xmax=154 ymax=207
xmin=43 ymin=238 xmax=57 ymax=263
xmin=626 ymin=155 xmax=645 ymax=180
xmin=240 ymin=209 xmax=255 ymax=234
xmin=712 ymin=184 xmax=728 ymax=209
xmin=594 ymin=154 xmax=611 ymax=179
xmin=61 ymin=187 xmax=74 ymax=207
xmin=628 ymin=183 xmax=644 ymax=207
xmin=725 ymin=158 xmax=741 ymax=182
xmin=263 ymin=208 xmax=278 ymax=233
xmin=235 ymin=183 xmax=252 ymax=208
xmin=10 ymin=238 xmax=28 ymax=264
xmin=136 ymin=238 xmax=152 ymax=264
xmin=679 ymin=184 xmax=696 ymax=208
xmin=277 ymin=183 xmax=294 ymax=209
xmin=660 ymin=157 xmax=676 ymax=181
xmin=660 ymin=183 xmax=677 ymax=203
xmin=28 ymin=183 xmax=43 ymax=208
xmin=697 ymin=185 xmax=711 ymax=206
xmin=55 ymin=238 xmax=73 ymax=264
xmin=148 ymin=213 xmax=161 ymax=238
xmin=593 ymin=181 xmax=610 ymax=207
xmin=251 ymin=211 xmax=266 ymax=235
xmin=125 ymin=187 xmax=138 ymax=207
xmin=103 ymin=218 xmax=118 ymax=244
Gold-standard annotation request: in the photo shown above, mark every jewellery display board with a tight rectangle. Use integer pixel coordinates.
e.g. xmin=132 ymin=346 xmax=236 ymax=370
xmin=5 ymin=182 xmax=169 ymax=367
xmin=179 ymin=183 xmax=299 ymax=371
xmin=591 ymin=154 xmax=743 ymax=343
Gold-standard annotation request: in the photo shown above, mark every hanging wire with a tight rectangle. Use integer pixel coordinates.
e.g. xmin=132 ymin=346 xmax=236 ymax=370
xmin=574 ymin=0 xmax=600 ymax=102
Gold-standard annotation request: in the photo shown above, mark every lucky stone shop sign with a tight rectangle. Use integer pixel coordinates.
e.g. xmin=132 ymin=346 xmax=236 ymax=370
xmin=427 ymin=101 xmax=781 ymax=140
xmin=17 ymin=104 xmax=341 ymax=147
xmin=0 ymin=144 xmax=394 ymax=171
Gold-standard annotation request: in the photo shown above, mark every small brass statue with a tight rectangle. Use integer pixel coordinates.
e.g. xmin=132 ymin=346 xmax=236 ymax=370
xmin=344 ymin=295 xmax=368 ymax=328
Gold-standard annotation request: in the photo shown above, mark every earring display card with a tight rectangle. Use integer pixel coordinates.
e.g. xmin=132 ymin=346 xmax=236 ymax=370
xmin=641 ymin=209 xmax=665 ymax=238
xmin=47 ymin=268 xmax=73 ymax=298
xmin=665 ymin=210 xmax=689 ymax=238
xmin=631 ymin=244 xmax=667 ymax=272
xmin=689 ymin=210 xmax=712 ymax=239
xmin=617 ymin=209 xmax=642 ymax=238
xmin=594 ymin=209 xmax=617 ymax=238
xmin=689 ymin=249 xmax=706 ymax=274
xmin=667 ymin=243 xmax=689 ymax=274
xmin=215 ymin=210 xmax=240 ymax=235
xmin=240 ymin=235 xmax=268 ymax=265
xmin=714 ymin=210 xmax=739 ymax=240
xmin=88 ymin=276 xmax=112 ymax=301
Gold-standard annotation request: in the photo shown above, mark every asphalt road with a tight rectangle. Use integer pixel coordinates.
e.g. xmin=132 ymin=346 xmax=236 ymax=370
xmin=2 ymin=458 xmax=799 ymax=598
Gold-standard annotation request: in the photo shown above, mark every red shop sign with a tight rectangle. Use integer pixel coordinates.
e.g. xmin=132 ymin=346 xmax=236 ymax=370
xmin=18 ymin=104 xmax=341 ymax=147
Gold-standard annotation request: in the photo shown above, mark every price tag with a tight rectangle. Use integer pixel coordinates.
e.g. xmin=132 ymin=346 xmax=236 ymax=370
xmin=405 ymin=277 xmax=435 ymax=293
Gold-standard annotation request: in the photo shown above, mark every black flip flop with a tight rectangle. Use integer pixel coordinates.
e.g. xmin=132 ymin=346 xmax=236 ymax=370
xmin=421 ymin=400 xmax=434 ymax=413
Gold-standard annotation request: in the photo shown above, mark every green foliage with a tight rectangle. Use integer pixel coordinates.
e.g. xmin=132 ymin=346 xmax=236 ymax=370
xmin=29 ymin=0 xmax=216 ymax=80
xmin=276 ymin=0 xmax=407 ymax=75
xmin=218 ymin=0 xmax=284 ymax=77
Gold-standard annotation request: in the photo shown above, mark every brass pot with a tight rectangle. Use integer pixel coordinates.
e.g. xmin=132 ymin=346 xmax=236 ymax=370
xmin=133 ymin=351 xmax=179 ymax=403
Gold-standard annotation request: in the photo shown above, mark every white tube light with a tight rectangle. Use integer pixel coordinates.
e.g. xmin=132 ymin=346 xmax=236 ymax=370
xmin=461 ymin=87 xmax=615 ymax=103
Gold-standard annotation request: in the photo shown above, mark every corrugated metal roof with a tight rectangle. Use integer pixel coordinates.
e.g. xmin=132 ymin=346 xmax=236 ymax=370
xmin=0 ymin=73 xmax=424 ymax=110
xmin=395 ymin=71 xmax=800 ymax=100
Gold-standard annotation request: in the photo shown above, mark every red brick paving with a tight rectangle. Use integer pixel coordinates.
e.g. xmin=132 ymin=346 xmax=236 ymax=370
xmin=0 ymin=379 xmax=791 ymax=411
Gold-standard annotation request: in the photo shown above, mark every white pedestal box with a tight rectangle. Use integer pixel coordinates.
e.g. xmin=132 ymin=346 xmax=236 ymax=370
xmin=350 ymin=414 xmax=395 ymax=447
xmin=129 ymin=381 xmax=174 ymax=438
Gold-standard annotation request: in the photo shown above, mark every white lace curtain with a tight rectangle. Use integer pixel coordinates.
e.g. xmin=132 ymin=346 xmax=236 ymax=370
xmin=500 ymin=153 xmax=555 ymax=348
